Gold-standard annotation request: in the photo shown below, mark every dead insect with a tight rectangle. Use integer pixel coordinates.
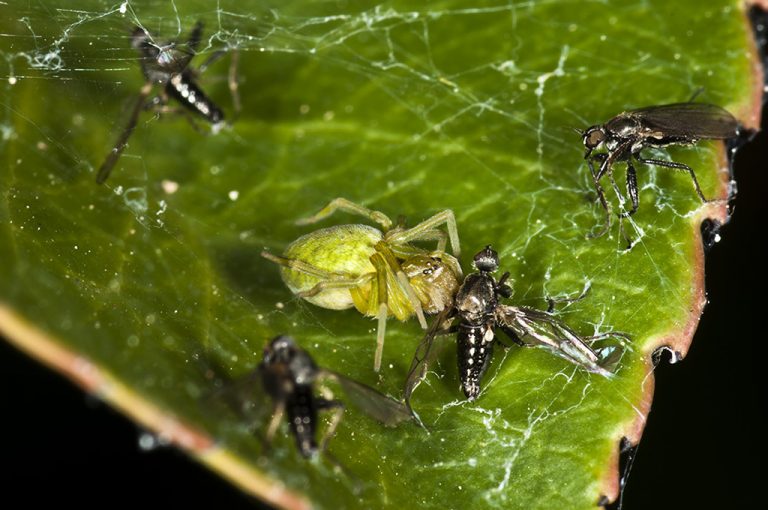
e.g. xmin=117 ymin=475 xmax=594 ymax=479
xmin=96 ymin=21 xmax=239 ymax=184
xmin=262 ymin=198 xmax=462 ymax=372
xmin=216 ymin=335 xmax=411 ymax=460
xmin=582 ymin=102 xmax=739 ymax=237
xmin=405 ymin=245 xmax=628 ymax=411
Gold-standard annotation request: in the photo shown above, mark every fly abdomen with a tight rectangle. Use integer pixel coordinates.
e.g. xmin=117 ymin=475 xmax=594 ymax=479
xmin=286 ymin=384 xmax=319 ymax=457
xmin=167 ymin=70 xmax=224 ymax=124
xmin=457 ymin=322 xmax=495 ymax=400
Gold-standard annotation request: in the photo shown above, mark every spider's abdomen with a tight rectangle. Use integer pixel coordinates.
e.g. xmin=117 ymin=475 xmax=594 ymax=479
xmin=281 ymin=224 xmax=382 ymax=310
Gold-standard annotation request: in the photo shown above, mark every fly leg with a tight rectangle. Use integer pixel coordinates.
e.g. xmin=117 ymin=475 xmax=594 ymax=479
xmin=621 ymin=158 xmax=640 ymax=218
xmin=586 ymin=153 xmax=612 ymax=238
xmin=195 ymin=46 xmax=241 ymax=121
xmin=545 ymin=284 xmax=590 ymax=313
xmin=635 ymin=154 xmax=709 ymax=203
xmin=316 ymin=397 xmax=345 ymax=453
xmin=96 ymin=82 xmax=153 ymax=184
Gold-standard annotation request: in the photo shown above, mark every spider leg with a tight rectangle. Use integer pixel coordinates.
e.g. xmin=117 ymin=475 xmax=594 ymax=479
xmin=375 ymin=244 xmax=427 ymax=329
xmin=369 ymin=253 xmax=392 ymax=372
xmin=96 ymin=81 xmax=153 ymax=184
xmin=387 ymin=209 xmax=460 ymax=257
xmin=261 ymin=251 xmax=372 ymax=298
xmin=295 ymin=198 xmax=393 ymax=230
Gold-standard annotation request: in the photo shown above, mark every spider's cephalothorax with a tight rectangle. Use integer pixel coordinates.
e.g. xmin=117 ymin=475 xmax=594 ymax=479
xmin=262 ymin=198 xmax=462 ymax=372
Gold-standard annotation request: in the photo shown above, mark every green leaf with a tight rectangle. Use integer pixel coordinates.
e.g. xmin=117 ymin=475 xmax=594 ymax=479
xmin=0 ymin=1 xmax=759 ymax=509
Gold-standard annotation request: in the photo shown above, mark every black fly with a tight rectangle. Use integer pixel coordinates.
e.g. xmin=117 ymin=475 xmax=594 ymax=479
xmin=404 ymin=246 xmax=628 ymax=413
xmin=582 ymin=102 xmax=739 ymax=238
xmin=215 ymin=335 xmax=411 ymax=459
xmin=96 ymin=21 xmax=239 ymax=184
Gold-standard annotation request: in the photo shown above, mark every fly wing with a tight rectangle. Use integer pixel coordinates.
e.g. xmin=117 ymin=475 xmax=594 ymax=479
xmin=403 ymin=307 xmax=455 ymax=418
xmin=202 ymin=365 xmax=275 ymax=430
xmin=496 ymin=305 xmax=615 ymax=376
xmin=629 ymin=102 xmax=739 ymax=139
xmin=322 ymin=370 xmax=412 ymax=427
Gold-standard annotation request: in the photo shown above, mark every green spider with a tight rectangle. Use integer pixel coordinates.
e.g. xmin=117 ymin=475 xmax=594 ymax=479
xmin=262 ymin=198 xmax=462 ymax=371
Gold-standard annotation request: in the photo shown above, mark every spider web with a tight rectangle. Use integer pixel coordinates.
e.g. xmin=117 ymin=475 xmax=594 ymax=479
xmin=0 ymin=1 xmax=747 ymax=509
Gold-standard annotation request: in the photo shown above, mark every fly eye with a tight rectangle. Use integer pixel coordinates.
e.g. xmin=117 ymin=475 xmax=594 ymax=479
xmin=585 ymin=129 xmax=605 ymax=148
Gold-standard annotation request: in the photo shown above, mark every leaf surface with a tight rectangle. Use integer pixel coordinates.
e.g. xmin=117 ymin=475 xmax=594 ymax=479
xmin=0 ymin=1 xmax=759 ymax=509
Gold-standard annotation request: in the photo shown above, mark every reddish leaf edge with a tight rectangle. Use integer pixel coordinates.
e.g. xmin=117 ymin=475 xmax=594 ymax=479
xmin=597 ymin=2 xmax=765 ymax=505
xmin=0 ymin=305 xmax=311 ymax=510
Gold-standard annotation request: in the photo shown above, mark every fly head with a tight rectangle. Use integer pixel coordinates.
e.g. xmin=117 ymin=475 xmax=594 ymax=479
xmin=582 ymin=125 xmax=606 ymax=153
xmin=473 ymin=245 xmax=500 ymax=273
xmin=263 ymin=335 xmax=319 ymax=386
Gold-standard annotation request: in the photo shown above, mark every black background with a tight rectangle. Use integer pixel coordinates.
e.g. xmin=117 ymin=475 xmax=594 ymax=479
xmin=1 ymin=44 xmax=764 ymax=510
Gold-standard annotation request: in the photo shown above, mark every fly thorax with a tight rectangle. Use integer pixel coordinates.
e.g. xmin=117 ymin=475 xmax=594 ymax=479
xmin=288 ymin=351 xmax=319 ymax=385
xmin=605 ymin=138 xmax=621 ymax=152
xmin=455 ymin=273 xmax=497 ymax=323
xmin=606 ymin=115 xmax=642 ymax=138
xmin=402 ymin=254 xmax=461 ymax=314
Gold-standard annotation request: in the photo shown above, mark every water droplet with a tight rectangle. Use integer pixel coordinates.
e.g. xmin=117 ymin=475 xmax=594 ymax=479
xmin=161 ymin=180 xmax=179 ymax=194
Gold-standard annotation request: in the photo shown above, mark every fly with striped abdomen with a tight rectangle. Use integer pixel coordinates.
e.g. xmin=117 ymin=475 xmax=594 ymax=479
xmin=404 ymin=246 xmax=629 ymax=416
xmin=96 ymin=21 xmax=239 ymax=183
